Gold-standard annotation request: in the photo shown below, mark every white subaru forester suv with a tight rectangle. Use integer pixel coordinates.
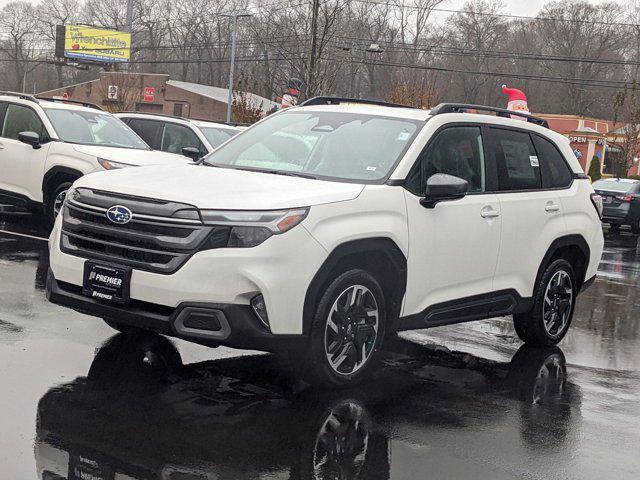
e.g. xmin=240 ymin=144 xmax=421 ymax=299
xmin=0 ymin=92 xmax=190 ymax=226
xmin=46 ymin=98 xmax=604 ymax=386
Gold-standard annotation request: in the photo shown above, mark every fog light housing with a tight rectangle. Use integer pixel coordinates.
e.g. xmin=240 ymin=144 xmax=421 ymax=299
xmin=251 ymin=294 xmax=270 ymax=330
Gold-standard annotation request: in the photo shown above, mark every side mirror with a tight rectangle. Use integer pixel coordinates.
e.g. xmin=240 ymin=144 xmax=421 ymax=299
xmin=181 ymin=146 xmax=201 ymax=161
xmin=420 ymin=173 xmax=468 ymax=208
xmin=18 ymin=131 xmax=41 ymax=149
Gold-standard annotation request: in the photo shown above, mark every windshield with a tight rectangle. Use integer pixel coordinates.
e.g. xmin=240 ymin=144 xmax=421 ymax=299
xmin=592 ymin=179 xmax=637 ymax=193
xmin=45 ymin=109 xmax=149 ymax=150
xmin=204 ymin=111 xmax=422 ymax=182
xmin=200 ymin=126 xmax=239 ymax=148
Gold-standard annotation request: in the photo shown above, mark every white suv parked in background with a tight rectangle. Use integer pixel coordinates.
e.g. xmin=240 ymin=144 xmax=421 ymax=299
xmin=0 ymin=92 xmax=191 ymax=225
xmin=46 ymin=97 xmax=604 ymax=386
xmin=115 ymin=112 xmax=241 ymax=160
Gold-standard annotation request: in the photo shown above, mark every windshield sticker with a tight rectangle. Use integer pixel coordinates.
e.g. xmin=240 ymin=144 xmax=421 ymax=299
xmin=529 ymin=155 xmax=539 ymax=167
xmin=366 ymin=166 xmax=377 ymax=171
xmin=397 ymin=131 xmax=411 ymax=141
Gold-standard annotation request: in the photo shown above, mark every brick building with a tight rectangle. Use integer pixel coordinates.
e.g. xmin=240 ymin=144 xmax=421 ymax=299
xmin=39 ymin=72 xmax=278 ymax=123
xmin=537 ymin=114 xmax=635 ymax=176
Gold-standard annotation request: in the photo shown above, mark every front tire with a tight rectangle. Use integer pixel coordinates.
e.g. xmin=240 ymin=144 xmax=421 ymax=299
xmin=45 ymin=181 xmax=73 ymax=227
xmin=103 ymin=318 xmax=142 ymax=334
xmin=303 ymin=269 xmax=386 ymax=387
xmin=514 ymin=259 xmax=576 ymax=346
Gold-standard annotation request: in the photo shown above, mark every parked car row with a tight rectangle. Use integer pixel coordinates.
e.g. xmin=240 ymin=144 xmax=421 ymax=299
xmin=0 ymin=91 xmax=240 ymax=225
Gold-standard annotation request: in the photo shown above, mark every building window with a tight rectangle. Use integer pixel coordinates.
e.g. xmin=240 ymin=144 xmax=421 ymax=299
xmin=173 ymin=103 xmax=184 ymax=117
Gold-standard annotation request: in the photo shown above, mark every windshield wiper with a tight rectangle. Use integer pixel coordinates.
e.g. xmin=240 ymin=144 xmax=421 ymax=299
xmin=210 ymin=165 xmax=317 ymax=179
xmin=269 ymin=170 xmax=318 ymax=180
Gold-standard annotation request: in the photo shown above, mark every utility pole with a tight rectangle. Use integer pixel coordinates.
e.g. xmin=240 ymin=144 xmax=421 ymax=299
xmin=125 ymin=0 xmax=133 ymax=71
xmin=221 ymin=12 xmax=252 ymax=124
xmin=307 ymin=0 xmax=320 ymax=98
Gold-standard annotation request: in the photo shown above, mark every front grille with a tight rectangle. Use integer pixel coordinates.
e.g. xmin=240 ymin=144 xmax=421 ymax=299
xmin=60 ymin=188 xmax=219 ymax=274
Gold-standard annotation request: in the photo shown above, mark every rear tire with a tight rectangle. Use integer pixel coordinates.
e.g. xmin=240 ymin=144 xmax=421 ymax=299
xmin=301 ymin=269 xmax=386 ymax=388
xmin=513 ymin=259 xmax=576 ymax=347
xmin=45 ymin=181 xmax=73 ymax=228
xmin=631 ymin=219 xmax=640 ymax=235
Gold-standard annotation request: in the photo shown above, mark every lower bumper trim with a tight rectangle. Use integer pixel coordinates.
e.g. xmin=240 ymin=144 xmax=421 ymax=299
xmin=46 ymin=269 xmax=307 ymax=352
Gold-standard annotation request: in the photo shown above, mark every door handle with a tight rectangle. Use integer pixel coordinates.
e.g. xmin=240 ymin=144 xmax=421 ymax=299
xmin=480 ymin=206 xmax=500 ymax=218
xmin=545 ymin=203 xmax=560 ymax=212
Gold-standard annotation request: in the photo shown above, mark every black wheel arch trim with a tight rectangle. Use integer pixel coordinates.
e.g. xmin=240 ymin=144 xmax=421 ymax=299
xmin=42 ymin=166 xmax=84 ymax=203
xmin=303 ymin=237 xmax=407 ymax=335
xmin=534 ymin=234 xmax=590 ymax=292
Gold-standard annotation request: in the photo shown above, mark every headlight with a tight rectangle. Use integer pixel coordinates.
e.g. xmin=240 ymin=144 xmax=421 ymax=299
xmin=200 ymin=208 xmax=309 ymax=248
xmin=61 ymin=187 xmax=76 ymax=217
xmin=97 ymin=158 xmax=136 ymax=170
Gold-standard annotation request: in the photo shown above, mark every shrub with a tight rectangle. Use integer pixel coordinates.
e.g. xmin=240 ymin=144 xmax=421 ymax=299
xmin=587 ymin=155 xmax=602 ymax=181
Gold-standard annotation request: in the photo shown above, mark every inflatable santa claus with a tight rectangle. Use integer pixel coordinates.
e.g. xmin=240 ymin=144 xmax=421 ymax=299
xmin=501 ymin=85 xmax=530 ymax=120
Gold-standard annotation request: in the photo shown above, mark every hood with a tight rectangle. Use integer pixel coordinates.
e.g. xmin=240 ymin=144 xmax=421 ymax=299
xmin=74 ymin=165 xmax=365 ymax=210
xmin=72 ymin=144 xmax=191 ymax=166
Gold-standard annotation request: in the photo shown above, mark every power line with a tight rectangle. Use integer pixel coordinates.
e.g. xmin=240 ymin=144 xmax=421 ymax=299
xmin=351 ymin=0 xmax=640 ymax=28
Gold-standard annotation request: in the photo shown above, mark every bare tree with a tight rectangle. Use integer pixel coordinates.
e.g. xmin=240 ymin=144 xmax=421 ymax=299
xmin=0 ymin=1 xmax=43 ymax=92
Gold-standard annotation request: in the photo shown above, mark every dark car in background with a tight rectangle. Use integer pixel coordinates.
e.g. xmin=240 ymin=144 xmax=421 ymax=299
xmin=592 ymin=178 xmax=640 ymax=233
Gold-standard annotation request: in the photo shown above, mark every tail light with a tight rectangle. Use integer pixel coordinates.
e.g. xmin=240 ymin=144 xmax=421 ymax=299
xmin=590 ymin=193 xmax=603 ymax=219
xmin=616 ymin=194 xmax=633 ymax=202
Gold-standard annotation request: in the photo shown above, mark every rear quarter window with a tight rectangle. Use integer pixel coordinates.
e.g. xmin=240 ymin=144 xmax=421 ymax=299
xmin=533 ymin=134 xmax=573 ymax=188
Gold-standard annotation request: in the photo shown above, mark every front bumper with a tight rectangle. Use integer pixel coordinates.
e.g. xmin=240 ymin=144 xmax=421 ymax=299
xmin=46 ymin=270 xmax=307 ymax=352
xmin=48 ymin=214 xmax=328 ymax=335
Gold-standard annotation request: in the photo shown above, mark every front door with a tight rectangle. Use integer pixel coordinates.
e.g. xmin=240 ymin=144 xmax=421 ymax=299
xmin=0 ymin=102 xmax=52 ymax=202
xmin=402 ymin=125 xmax=502 ymax=321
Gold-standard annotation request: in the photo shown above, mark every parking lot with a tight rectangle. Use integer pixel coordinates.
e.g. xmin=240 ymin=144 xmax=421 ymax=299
xmin=0 ymin=210 xmax=637 ymax=479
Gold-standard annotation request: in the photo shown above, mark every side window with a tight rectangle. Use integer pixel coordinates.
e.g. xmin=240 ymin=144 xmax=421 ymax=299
xmin=127 ymin=118 xmax=162 ymax=149
xmin=491 ymin=128 xmax=541 ymax=191
xmin=161 ymin=123 xmax=206 ymax=156
xmin=406 ymin=126 xmax=486 ymax=195
xmin=533 ymin=135 xmax=573 ymax=188
xmin=1 ymin=104 xmax=47 ymax=142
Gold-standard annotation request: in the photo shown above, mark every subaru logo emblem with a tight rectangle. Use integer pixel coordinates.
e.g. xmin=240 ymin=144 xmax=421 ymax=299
xmin=106 ymin=205 xmax=132 ymax=224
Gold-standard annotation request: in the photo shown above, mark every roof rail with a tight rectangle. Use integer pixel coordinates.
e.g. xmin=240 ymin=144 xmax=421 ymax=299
xmin=0 ymin=91 xmax=39 ymax=103
xmin=36 ymin=97 xmax=103 ymax=111
xmin=300 ymin=96 xmax=415 ymax=109
xmin=430 ymin=103 xmax=549 ymax=128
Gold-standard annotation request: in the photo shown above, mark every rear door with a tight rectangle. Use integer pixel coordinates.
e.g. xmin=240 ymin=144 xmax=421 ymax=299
xmin=490 ymin=127 xmax=566 ymax=298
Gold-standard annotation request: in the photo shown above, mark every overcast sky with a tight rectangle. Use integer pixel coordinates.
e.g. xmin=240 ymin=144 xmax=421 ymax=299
xmin=0 ymin=0 xmax=617 ymax=17
xmin=444 ymin=0 xmax=613 ymax=17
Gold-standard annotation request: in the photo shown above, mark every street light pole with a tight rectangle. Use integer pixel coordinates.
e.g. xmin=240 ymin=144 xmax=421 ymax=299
xmin=221 ymin=12 xmax=252 ymax=124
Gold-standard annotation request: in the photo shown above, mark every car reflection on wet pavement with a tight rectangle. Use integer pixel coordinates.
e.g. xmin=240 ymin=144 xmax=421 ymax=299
xmin=1 ymin=212 xmax=639 ymax=480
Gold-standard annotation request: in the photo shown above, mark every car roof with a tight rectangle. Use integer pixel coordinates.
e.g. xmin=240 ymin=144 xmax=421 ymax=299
xmin=115 ymin=112 xmax=239 ymax=130
xmin=595 ymin=178 xmax=639 ymax=183
xmin=0 ymin=95 xmax=105 ymax=114
xmin=190 ymin=119 xmax=240 ymax=130
xmin=290 ymin=104 xmax=559 ymax=139
xmin=293 ymin=103 xmax=432 ymax=121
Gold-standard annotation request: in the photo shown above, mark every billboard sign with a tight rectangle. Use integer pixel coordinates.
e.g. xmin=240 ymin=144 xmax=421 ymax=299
xmin=56 ymin=25 xmax=131 ymax=63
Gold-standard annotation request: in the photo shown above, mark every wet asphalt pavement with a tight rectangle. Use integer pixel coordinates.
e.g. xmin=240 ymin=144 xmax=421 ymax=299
xmin=1 ymin=211 xmax=639 ymax=479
